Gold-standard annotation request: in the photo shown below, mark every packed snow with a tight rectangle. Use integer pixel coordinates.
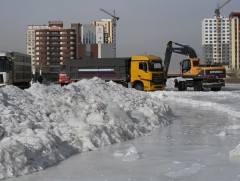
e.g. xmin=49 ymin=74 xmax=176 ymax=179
xmin=1 ymin=78 xmax=240 ymax=180
xmin=0 ymin=78 xmax=171 ymax=180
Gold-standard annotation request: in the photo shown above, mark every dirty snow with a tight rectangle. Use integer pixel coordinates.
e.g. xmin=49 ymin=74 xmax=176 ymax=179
xmin=0 ymin=78 xmax=171 ymax=180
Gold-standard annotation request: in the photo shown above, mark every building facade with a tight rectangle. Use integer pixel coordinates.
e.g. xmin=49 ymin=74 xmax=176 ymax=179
xmin=229 ymin=12 xmax=240 ymax=73
xmin=79 ymin=24 xmax=114 ymax=58
xmin=34 ymin=21 xmax=77 ymax=80
xmin=202 ymin=17 xmax=230 ymax=64
xmin=92 ymin=19 xmax=113 ymax=43
xmin=81 ymin=24 xmax=104 ymax=44
xmin=26 ymin=25 xmax=49 ymax=74
xmin=26 ymin=20 xmax=115 ymax=81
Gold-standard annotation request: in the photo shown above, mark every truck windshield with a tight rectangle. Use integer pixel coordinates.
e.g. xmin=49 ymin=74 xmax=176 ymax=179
xmin=148 ymin=60 xmax=163 ymax=71
xmin=0 ymin=57 xmax=7 ymax=72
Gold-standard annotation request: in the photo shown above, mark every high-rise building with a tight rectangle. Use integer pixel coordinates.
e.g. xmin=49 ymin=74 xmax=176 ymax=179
xmin=34 ymin=21 xmax=77 ymax=80
xmin=202 ymin=16 xmax=230 ymax=64
xmin=81 ymin=24 xmax=104 ymax=44
xmin=92 ymin=19 xmax=112 ymax=44
xmin=229 ymin=12 xmax=240 ymax=73
xmin=78 ymin=24 xmax=114 ymax=59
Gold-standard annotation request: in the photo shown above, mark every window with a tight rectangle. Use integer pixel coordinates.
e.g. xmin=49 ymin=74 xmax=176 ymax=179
xmin=139 ymin=62 xmax=147 ymax=71
xmin=148 ymin=60 xmax=162 ymax=71
xmin=182 ymin=60 xmax=191 ymax=73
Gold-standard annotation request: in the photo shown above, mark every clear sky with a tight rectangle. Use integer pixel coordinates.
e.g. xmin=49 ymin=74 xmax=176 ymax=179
xmin=0 ymin=0 xmax=239 ymax=63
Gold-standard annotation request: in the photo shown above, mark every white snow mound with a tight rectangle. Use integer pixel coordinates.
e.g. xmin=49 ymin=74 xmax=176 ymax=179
xmin=0 ymin=78 xmax=171 ymax=180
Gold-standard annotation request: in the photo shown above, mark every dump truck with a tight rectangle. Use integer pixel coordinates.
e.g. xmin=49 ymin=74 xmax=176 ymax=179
xmin=164 ymin=41 xmax=226 ymax=91
xmin=0 ymin=51 xmax=32 ymax=88
xmin=59 ymin=55 xmax=166 ymax=91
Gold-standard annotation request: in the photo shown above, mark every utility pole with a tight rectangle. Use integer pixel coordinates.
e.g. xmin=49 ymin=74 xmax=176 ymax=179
xmin=214 ymin=0 xmax=231 ymax=63
xmin=100 ymin=9 xmax=119 ymax=58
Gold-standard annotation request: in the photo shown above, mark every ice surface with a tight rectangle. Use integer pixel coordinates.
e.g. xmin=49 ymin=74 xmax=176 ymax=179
xmin=165 ymin=163 xmax=205 ymax=178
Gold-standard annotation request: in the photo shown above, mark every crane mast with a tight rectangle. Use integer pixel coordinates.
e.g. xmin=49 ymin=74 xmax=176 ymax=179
xmin=215 ymin=0 xmax=231 ymax=63
xmin=100 ymin=9 xmax=119 ymax=58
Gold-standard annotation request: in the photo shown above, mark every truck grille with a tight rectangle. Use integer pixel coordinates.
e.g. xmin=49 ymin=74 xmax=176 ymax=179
xmin=152 ymin=73 xmax=164 ymax=83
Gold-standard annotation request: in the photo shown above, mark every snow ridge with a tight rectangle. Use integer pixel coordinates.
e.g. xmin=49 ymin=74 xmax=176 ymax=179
xmin=0 ymin=78 xmax=171 ymax=180
xmin=151 ymin=90 xmax=240 ymax=118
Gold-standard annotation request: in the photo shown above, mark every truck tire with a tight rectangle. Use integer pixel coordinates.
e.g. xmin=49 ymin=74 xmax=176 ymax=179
xmin=134 ymin=83 xmax=144 ymax=91
xmin=194 ymin=81 xmax=203 ymax=91
xmin=211 ymin=87 xmax=221 ymax=91
xmin=178 ymin=81 xmax=187 ymax=91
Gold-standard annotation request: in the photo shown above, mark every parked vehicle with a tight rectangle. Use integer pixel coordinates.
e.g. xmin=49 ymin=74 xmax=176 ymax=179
xmin=164 ymin=41 xmax=226 ymax=91
xmin=0 ymin=51 xmax=32 ymax=88
xmin=59 ymin=55 xmax=166 ymax=91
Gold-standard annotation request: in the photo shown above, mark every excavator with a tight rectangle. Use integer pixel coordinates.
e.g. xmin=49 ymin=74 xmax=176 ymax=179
xmin=164 ymin=41 xmax=226 ymax=91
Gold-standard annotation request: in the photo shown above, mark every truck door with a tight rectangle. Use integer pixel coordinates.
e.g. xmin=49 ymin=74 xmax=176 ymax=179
xmin=138 ymin=62 xmax=150 ymax=79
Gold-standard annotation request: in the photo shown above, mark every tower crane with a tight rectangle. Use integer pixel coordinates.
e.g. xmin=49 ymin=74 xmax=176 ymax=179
xmin=214 ymin=0 xmax=231 ymax=63
xmin=100 ymin=9 xmax=120 ymax=58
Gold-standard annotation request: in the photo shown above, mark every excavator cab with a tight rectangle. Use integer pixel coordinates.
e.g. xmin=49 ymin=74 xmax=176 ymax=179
xmin=180 ymin=58 xmax=201 ymax=75
xmin=181 ymin=59 xmax=191 ymax=73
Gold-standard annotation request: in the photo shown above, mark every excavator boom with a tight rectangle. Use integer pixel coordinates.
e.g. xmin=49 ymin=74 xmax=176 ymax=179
xmin=164 ymin=41 xmax=197 ymax=75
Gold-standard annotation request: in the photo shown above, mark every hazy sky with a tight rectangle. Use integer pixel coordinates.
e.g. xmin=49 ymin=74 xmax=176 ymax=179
xmin=0 ymin=0 xmax=239 ymax=63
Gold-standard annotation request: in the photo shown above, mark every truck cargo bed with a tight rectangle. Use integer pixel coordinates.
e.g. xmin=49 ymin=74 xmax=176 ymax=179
xmin=66 ymin=58 xmax=131 ymax=81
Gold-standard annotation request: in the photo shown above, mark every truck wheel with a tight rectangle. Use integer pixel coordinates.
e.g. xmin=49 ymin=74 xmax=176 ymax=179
xmin=211 ymin=87 xmax=221 ymax=91
xmin=178 ymin=81 xmax=187 ymax=91
xmin=134 ymin=83 xmax=144 ymax=91
xmin=194 ymin=81 xmax=203 ymax=91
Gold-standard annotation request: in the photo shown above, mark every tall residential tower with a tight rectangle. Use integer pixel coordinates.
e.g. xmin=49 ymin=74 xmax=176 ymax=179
xmin=202 ymin=16 xmax=230 ymax=64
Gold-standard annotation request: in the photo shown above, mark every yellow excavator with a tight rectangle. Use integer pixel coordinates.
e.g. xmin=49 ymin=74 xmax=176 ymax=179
xmin=164 ymin=41 xmax=226 ymax=91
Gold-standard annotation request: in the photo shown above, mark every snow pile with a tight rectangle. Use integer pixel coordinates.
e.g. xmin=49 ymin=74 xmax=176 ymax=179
xmin=229 ymin=145 xmax=240 ymax=158
xmin=113 ymin=145 xmax=142 ymax=162
xmin=122 ymin=146 xmax=142 ymax=162
xmin=0 ymin=78 xmax=171 ymax=180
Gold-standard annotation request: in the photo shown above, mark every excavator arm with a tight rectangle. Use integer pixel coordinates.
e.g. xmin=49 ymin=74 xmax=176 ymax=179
xmin=164 ymin=41 xmax=197 ymax=76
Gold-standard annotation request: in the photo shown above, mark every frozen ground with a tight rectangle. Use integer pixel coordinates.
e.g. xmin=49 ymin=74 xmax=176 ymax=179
xmin=1 ymin=79 xmax=240 ymax=180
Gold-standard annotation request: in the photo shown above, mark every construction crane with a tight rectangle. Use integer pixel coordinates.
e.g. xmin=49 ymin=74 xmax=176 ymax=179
xmin=214 ymin=0 xmax=231 ymax=63
xmin=100 ymin=9 xmax=119 ymax=58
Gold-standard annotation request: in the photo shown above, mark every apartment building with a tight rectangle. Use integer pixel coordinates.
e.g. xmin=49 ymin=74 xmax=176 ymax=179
xmin=34 ymin=21 xmax=77 ymax=80
xmin=229 ymin=12 xmax=240 ymax=73
xmin=202 ymin=17 xmax=230 ymax=64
